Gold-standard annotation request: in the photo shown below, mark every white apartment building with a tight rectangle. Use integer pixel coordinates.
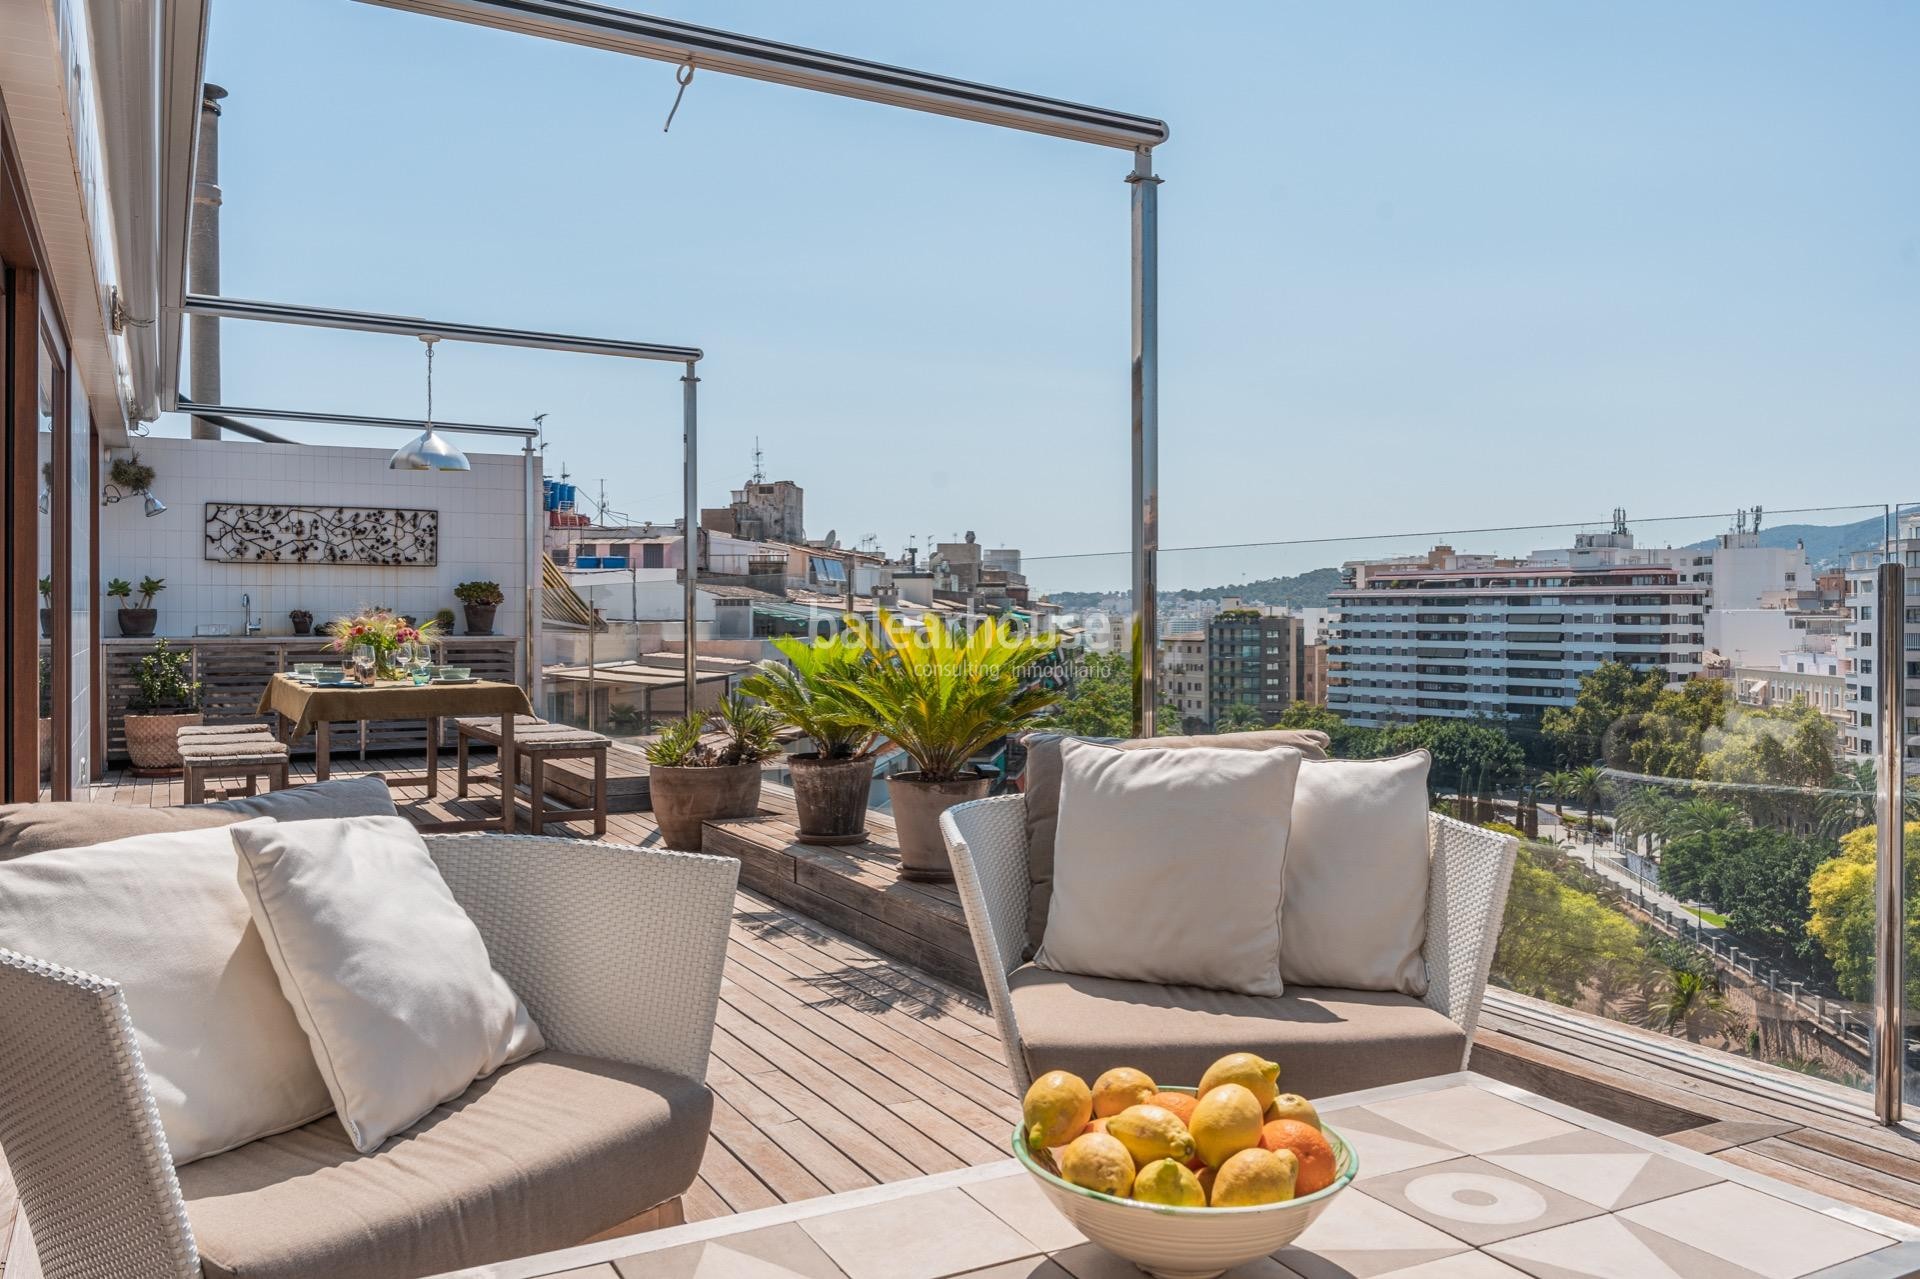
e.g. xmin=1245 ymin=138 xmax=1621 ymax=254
xmin=1842 ymin=512 xmax=1920 ymax=775
xmin=1734 ymin=648 xmax=1846 ymax=726
xmin=1158 ymin=633 xmax=1210 ymax=728
xmin=1328 ymin=529 xmax=1707 ymax=727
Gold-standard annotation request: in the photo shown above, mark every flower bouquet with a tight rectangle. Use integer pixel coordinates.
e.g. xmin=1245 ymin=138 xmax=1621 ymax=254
xmin=324 ymin=608 xmax=443 ymax=680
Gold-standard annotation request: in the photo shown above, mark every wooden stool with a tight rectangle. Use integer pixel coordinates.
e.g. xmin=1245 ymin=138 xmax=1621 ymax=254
xmin=178 ymin=737 xmax=291 ymax=804
xmin=517 ymin=730 xmax=611 ymax=836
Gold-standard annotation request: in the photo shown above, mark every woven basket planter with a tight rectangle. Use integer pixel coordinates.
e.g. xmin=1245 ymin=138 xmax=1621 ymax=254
xmin=124 ymin=711 xmax=203 ymax=774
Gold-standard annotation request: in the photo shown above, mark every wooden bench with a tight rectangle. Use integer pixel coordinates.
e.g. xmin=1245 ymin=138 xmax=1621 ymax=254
xmin=177 ymin=725 xmax=291 ymax=804
xmin=455 ymin=717 xmax=611 ymax=836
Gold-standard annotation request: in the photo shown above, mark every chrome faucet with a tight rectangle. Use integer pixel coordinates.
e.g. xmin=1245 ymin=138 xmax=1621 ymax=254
xmin=242 ymin=593 xmax=262 ymax=636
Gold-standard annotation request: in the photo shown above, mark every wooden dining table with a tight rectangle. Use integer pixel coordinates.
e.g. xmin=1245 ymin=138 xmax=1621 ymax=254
xmin=258 ymin=673 xmax=535 ymax=832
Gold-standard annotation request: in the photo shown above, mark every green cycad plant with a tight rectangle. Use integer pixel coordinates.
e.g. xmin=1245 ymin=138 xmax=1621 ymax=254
xmin=643 ymin=691 xmax=782 ymax=768
xmin=835 ymin=610 xmax=1061 ymax=782
xmin=740 ymin=636 xmax=879 ymax=760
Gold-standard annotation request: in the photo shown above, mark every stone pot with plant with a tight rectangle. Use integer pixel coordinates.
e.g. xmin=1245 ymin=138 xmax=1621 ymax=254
xmin=644 ymin=692 xmax=780 ymax=851
xmin=741 ymin=634 xmax=881 ymax=845
xmin=288 ymin=609 xmax=313 ymax=635
xmin=122 ymin=639 xmax=202 ymax=773
xmin=109 ymin=452 xmax=157 ymax=498
xmin=38 ymin=576 xmax=52 ymax=636
xmin=109 ymin=575 xmax=164 ymax=638
xmin=836 ymin=610 xmax=1060 ymax=880
xmin=455 ymin=580 xmax=504 ymax=635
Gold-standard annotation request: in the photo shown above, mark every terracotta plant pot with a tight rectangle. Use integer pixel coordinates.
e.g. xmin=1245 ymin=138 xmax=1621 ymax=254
xmin=118 ymin=607 xmax=157 ymax=638
xmin=649 ymin=760 xmax=763 ymax=851
xmin=789 ymin=753 xmax=877 ymax=846
xmin=887 ymin=772 xmax=992 ymax=881
xmin=463 ymin=602 xmax=498 ymax=635
xmin=124 ymin=710 xmax=203 ymax=774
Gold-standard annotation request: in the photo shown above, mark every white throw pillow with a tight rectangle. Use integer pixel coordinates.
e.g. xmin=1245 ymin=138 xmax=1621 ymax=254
xmin=0 ymin=819 xmax=334 ymax=1164
xmin=1036 ymin=740 xmax=1302 ymax=996
xmin=1280 ymin=751 xmax=1433 ymax=996
xmin=231 ymin=815 xmax=544 ymax=1153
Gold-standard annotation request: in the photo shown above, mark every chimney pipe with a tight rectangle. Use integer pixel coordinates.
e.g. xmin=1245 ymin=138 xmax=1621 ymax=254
xmin=189 ymin=85 xmax=228 ymax=441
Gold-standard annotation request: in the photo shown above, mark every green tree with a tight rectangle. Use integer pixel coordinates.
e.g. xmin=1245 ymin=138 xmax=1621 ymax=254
xmin=1699 ymin=701 xmax=1839 ymax=828
xmin=1038 ymin=652 xmax=1180 ymax=737
xmin=1569 ymin=765 xmax=1607 ymax=830
xmin=1616 ymin=680 xmax=1731 ymax=778
xmin=1807 ymin=821 xmax=1920 ymax=1007
xmin=1539 ymin=770 xmax=1572 ymax=820
xmin=1491 ymin=843 xmax=1648 ymax=1006
xmin=1540 ymin=661 xmax=1664 ymax=766
xmin=1271 ymin=702 xmax=1344 ymax=735
xmin=1659 ymin=826 xmax=1824 ymax=954
xmin=1215 ymin=703 xmax=1266 ymax=734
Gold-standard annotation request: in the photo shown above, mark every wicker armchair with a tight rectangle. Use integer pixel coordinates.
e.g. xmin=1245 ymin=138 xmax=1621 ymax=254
xmin=0 ymin=835 xmax=739 ymax=1279
xmin=940 ymin=797 xmax=1518 ymax=1095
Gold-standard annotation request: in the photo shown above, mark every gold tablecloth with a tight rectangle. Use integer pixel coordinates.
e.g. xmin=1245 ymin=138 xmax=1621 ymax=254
xmin=259 ymin=674 xmax=533 ymax=738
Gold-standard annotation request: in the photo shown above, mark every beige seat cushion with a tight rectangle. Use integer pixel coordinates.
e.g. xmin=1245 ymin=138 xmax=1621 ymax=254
xmin=1006 ymin=965 xmax=1464 ymax=1099
xmin=1036 ymin=741 xmax=1301 ymax=996
xmin=0 ymin=778 xmax=397 ymax=861
xmin=180 ymin=1050 xmax=711 ymax=1279
xmin=1018 ymin=729 xmax=1330 ymax=956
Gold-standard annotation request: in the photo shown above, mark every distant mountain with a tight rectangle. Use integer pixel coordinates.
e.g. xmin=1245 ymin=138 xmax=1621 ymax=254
xmin=1683 ymin=513 xmax=1889 ymax=570
xmin=1045 ymin=565 xmax=1343 ymax=613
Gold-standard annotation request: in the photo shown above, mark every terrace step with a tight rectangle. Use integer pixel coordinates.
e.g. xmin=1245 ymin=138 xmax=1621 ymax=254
xmin=702 ymin=789 xmax=983 ymax=995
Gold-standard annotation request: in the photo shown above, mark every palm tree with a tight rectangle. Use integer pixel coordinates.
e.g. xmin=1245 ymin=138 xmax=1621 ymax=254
xmin=1817 ymin=760 xmax=1881 ymax=839
xmin=1540 ymin=770 xmax=1571 ymax=821
xmin=1665 ymin=798 xmax=1742 ymax=841
xmin=1216 ymin=703 xmax=1266 ymax=734
xmin=1570 ymin=765 xmax=1606 ymax=831
xmin=1654 ymin=967 xmax=1737 ymax=1043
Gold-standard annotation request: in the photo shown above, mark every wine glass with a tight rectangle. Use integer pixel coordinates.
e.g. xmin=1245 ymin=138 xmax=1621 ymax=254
xmin=352 ymin=644 xmax=376 ymax=685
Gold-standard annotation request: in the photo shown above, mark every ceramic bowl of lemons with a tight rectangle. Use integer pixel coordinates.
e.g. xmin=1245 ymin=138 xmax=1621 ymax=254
xmin=1013 ymin=1084 xmax=1356 ymax=1279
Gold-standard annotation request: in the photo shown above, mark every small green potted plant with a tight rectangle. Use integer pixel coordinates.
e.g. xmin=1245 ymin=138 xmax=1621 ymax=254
xmin=834 ymin=611 xmax=1061 ymax=879
xmin=644 ymin=691 xmax=781 ymax=850
xmin=110 ymin=575 xmax=164 ymax=637
xmin=123 ymin=638 xmax=202 ymax=773
xmin=454 ymin=581 xmax=504 ymax=635
xmin=433 ymin=607 xmax=457 ymax=632
xmin=38 ymin=576 xmax=52 ymax=636
xmin=741 ymin=634 xmax=882 ymax=845
xmin=109 ymin=451 xmax=157 ymax=497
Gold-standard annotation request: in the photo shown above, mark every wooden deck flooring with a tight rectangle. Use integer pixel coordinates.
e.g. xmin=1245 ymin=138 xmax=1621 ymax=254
xmin=10 ymin=752 xmax=1920 ymax=1276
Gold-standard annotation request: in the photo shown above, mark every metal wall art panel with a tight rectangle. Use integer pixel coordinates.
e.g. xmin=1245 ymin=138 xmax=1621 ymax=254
xmin=204 ymin=503 xmax=439 ymax=566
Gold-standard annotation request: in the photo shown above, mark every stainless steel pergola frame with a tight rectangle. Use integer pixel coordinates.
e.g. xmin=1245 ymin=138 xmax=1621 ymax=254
xmin=347 ymin=0 xmax=1169 ymax=734
xmin=171 ymin=295 xmax=707 ymax=711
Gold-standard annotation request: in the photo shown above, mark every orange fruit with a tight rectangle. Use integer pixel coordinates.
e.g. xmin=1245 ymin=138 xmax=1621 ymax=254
xmin=1259 ymin=1119 xmax=1336 ymax=1195
xmin=1080 ymin=1117 xmax=1111 ymax=1137
xmin=1151 ymin=1092 xmax=1198 ymax=1125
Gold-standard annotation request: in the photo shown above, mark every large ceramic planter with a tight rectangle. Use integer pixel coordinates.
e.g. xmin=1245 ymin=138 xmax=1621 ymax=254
xmin=124 ymin=710 xmax=203 ymax=774
xmin=887 ymin=772 xmax=992 ymax=881
xmin=463 ymin=603 xmax=498 ymax=635
xmin=789 ymin=753 xmax=876 ymax=846
xmin=39 ymin=608 xmax=51 ymax=636
xmin=650 ymin=760 xmax=763 ymax=851
xmin=118 ymin=608 xmax=157 ymax=638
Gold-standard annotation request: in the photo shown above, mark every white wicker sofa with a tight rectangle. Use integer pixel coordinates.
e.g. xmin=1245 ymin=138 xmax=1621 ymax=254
xmin=940 ymin=794 xmax=1519 ymax=1096
xmin=0 ymin=833 xmax=739 ymax=1279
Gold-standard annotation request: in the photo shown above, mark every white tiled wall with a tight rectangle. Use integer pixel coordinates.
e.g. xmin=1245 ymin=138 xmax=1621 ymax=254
xmin=100 ymin=437 xmax=531 ymax=640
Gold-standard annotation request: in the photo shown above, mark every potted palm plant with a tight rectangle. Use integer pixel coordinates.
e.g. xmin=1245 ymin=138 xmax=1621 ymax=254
xmin=111 ymin=575 xmax=164 ymax=637
xmin=645 ymin=692 xmax=781 ymax=850
xmin=122 ymin=639 xmax=202 ymax=774
xmin=455 ymin=581 xmax=504 ymax=635
xmin=836 ymin=611 xmax=1061 ymax=880
xmin=742 ymin=635 xmax=881 ymax=845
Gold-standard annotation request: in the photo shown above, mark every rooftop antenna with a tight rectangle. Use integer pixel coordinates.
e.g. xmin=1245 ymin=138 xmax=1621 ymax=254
xmin=1752 ymin=504 xmax=1764 ymax=536
xmin=751 ymin=437 xmax=765 ymax=484
xmin=1612 ymin=507 xmax=1628 ymax=537
xmin=532 ymin=412 xmax=549 ymax=453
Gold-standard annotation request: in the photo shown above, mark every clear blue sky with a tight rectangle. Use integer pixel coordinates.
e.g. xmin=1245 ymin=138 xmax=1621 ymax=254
xmin=163 ymin=1 xmax=1917 ymax=589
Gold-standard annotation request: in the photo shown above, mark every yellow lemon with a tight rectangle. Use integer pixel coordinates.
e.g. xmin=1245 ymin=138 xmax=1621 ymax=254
xmin=1210 ymin=1147 xmax=1298 ymax=1206
xmin=1106 ymin=1104 xmax=1196 ymax=1167
xmin=1189 ymin=1082 xmax=1265 ymax=1168
xmin=1059 ymin=1131 xmax=1135 ymax=1198
xmin=1131 ymin=1158 xmax=1206 ymax=1207
xmin=1198 ymin=1052 xmax=1281 ymax=1109
xmin=1265 ymin=1093 xmax=1321 ymax=1130
xmin=1022 ymin=1071 xmax=1093 ymax=1150
xmin=1091 ymin=1066 xmax=1158 ymax=1118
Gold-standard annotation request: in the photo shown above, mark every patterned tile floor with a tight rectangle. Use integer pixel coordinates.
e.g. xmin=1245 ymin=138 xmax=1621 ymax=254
xmin=454 ymin=1074 xmax=1920 ymax=1279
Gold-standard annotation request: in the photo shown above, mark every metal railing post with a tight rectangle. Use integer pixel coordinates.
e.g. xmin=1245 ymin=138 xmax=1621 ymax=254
xmin=1875 ymin=559 xmax=1908 ymax=1124
xmin=1128 ymin=146 xmax=1161 ymax=737
xmin=682 ymin=362 xmax=700 ymax=715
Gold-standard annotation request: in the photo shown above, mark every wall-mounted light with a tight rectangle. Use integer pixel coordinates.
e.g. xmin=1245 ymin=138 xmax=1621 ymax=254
xmin=389 ymin=335 xmax=470 ymax=472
